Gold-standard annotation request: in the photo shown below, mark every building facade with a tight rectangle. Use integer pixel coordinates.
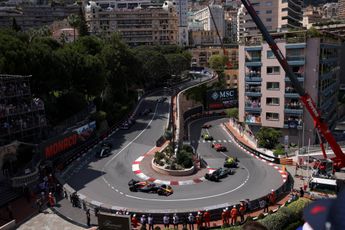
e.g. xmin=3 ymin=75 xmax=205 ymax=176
xmin=0 ymin=4 xmax=79 ymax=30
xmin=192 ymin=5 xmax=224 ymax=43
xmin=238 ymin=32 xmax=341 ymax=145
xmin=172 ymin=0 xmax=189 ymax=46
xmin=0 ymin=75 xmax=46 ymax=145
xmin=85 ymin=1 xmax=178 ymax=46
xmin=339 ymin=0 xmax=345 ymax=18
xmin=237 ymin=0 xmax=303 ymax=41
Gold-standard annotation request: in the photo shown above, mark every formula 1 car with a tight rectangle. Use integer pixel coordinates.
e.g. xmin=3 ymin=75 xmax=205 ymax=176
xmin=128 ymin=179 xmax=160 ymax=193
xmin=211 ymin=143 xmax=227 ymax=151
xmin=157 ymin=184 xmax=173 ymax=196
xmin=202 ymin=124 xmax=212 ymax=129
xmin=128 ymin=179 xmax=173 ymax=196
xmin=201 ymin=133 xmax=214 ymax=141
xmin=205 ymin=167 xmax=233 ymax=182
xmin=224 ymin=156 xmax=238 ymax=168
xmin=96 ymin=143 xmax=112 ymax=158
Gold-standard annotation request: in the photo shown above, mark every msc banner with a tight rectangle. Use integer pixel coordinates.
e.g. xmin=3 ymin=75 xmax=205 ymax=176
xmin=206 ymin=89 xmax=238 ymax=110
xmin=98 ymin=212 xmax=131 ymax=230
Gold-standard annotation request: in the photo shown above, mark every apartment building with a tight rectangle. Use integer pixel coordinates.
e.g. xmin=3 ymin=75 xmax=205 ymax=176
xmin=85 ymin=1 xmax=178 ymax=46
xmin=238 ymin=32 xmax=341 ymax=145
xmin=237 ymin=0 xmax=303 ymax=41
xmin=192 ymin=5 xmax=225 ymax=41
xmin=0 ymin=4 xmax=79 ymax=30
xmin=190 ymin=46 xmax=238 ymax=88
xmin=339 ymin=0 xmax=345 ymax=18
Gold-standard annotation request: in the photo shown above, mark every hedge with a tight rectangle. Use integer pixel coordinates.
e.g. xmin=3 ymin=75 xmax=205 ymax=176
xmin=217 ymin=198 xmax=310 ymax=230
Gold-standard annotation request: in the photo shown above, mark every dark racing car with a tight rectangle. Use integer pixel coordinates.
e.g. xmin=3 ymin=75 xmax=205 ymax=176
xmin=96 ymin=142 xmax=113 ymax=158
xmin=128 ymin=179 xmax=173 ymax=196
xmin=205 ymin=167 xmax=232 ymax=182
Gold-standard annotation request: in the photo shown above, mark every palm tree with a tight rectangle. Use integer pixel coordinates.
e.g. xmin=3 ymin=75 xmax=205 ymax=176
xmin=67 ymin=14 xmax=80 ymax=41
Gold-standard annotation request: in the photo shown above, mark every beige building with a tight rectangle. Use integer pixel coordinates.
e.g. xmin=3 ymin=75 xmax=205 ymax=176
xmin=339 ymin=0 xmax=345 ymax=18
xmin=237 ymin=0 xmax=303 ymax=41
xmin=85 ymin=1 xmax=178 ymax=46
xmin=239 ymin=32 xmax=341 ymax=145
xmin=190 ymin=46 xmax=238 ymax=88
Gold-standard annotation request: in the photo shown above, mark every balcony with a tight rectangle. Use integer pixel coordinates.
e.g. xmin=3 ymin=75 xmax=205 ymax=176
xmin=287 ymin=56 xmax=305 ymax=66
xmin=245 ymin=101 xmax=261 ymax=113
xmin=245 ymin=74 xmax=262 ymax=83
xmin=244 ymin=46 xmax=262 ymax=51
xmin=284 ymin=108 xmax=303 ymax=115
xmin=245 ymin=115 xmax=261 ymax=125
xmin=320 ymin=57 xmax=338 ymax=64
xmin=245 ymin=87 xmax=261 ymax=97
xmin=285 ymin=87 xmax=299 ymax=98
xmin=285 ymin=43 xmax=306 ymax=49
xmin=285 ymin=73 xmax=304 ymax=82
xmin=284 ymin=119 xmax=303 ymax=129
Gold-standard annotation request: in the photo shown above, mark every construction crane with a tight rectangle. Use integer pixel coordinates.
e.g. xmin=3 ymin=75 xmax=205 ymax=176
xmin=207 ymin=3 xmax=232 ymax=69
xmin=239 ymin=0 xmax=345 ymax=170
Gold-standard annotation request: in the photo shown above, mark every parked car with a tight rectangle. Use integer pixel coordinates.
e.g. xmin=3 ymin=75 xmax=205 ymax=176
xmin=205 ymin=168 xmax=233 ymax=182
xmin=224 ymin=156 xmax=238 ymax=168
xmin=211 ymin=143 xmax=227 ymax=151
xmin=201 ymin=133 xmax=214 ymax=141
xmin=202 ymin=124 xmax=212 ymax=129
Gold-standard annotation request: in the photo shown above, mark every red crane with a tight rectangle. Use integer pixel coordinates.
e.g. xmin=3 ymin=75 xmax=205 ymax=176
xmin=239 ymin=0 xmax=345 ymax=169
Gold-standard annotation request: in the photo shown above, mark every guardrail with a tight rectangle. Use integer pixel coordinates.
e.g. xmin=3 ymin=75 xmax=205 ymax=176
xmin=11 ymin=165 xmax=40 ymax=188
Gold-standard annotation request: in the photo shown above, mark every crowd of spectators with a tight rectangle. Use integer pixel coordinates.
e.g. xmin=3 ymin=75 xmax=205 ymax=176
xmin=0 ymin=76 xmax=46 ymax=138
xmin=245 ymin=100 xmax=261 ymax=108
xmin=285 ymin=101 xmax=303 ymax=109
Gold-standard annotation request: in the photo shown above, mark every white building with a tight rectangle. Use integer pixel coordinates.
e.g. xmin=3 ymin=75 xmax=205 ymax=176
xmin=192 ymin=5 xmax=224 ymax=42
xmin=172 ymin=0 xmax=189 ymax=46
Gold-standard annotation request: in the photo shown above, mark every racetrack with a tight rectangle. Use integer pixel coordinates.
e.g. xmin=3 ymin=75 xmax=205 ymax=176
xmin=66 ymin=93 xmax=284 ymax=213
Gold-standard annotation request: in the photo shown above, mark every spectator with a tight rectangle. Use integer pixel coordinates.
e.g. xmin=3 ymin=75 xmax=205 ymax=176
xmin=163 ymin=214 xmax=170 ymax=229
xmin=221 ymin=209 xmax=227 ymax=225
xmin=196 ymin=212 xmax=202 ymax=230
xmin=173 ymin=213 xmax=179 ymax=229
xmin=302 ymin=189 xmax=345 ymax=230
xmin=299 ymin=187 xmax=304 ymax=198
xmin=242 ymin=221 xmax=268 ymax=230
xmin=140 ymin=214 xmax=147 ymax=229
xmin=239 ymin=202 xmax=246 ymax=223
xmin=203 ymin=209 xmax=211 ymax=228
xmin=36 ymin=198 xmax=43 ymax=213
xmin=225 ymin=207 xmax=230 ymax=224
xmin=86 ymin=209 xmax=91 ymax=227
xmin=131 ymin=214 xmax=139 ymax=229
xmin=231 ymin=205 xmax=238 ymax=226
xmin=188 ymin=213 xmax=195 ymax=230
xmin=269 ymin=189 xmax=276 ymax=205
xmin=147 ymin=214 xmax=154 ymax=230
xmin=6 ymin=204 xmax=13 ymax=220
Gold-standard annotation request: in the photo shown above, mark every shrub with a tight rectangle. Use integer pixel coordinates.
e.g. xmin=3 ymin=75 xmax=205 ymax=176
xmin=176 ymin=150 xmax=193 ymax=168
xmin=154 ymin=227 xmax=161 ymax=230
xmin=158 ymin=161 xmax=164 ymax=166
xmin=284 ymin=220 xmax=304 ymax=230
xmin=182 ymin=144 xmax=193 ymax=153
xmin=260 ymin=207 xmax=291 ymax=230
xmin=154 ymin=151 xmax=165 ymax=163
xmin=273 ymin=147 xmax=285 ymax=157
xmin=286 ymin=198 xmax=311 ymax=220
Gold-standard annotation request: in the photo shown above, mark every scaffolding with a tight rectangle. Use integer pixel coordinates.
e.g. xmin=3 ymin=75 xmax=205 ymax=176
xmin=0 ymin=74 xmax=46 ymax=144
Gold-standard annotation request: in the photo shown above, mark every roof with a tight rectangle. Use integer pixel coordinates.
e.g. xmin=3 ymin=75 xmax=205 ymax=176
xmin=310 ymin=177 xmax=337 ymax=186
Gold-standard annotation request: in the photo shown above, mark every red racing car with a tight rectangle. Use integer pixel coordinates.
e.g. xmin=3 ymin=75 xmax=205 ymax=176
xmin=211 ymin=143 xmax=227 ymax=152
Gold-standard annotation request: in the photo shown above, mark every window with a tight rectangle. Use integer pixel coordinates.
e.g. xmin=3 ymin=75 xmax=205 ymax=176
xmin=266 ymin=10 xmax=272 ymax=14
xmin=265 ymin=1 xmax=272 ymax=6
xmin=266 ymin=112 xmax=279 ymax=121
xmin=267 ymin=51 xmax=274 ymax=59
xmin=266 ymin=18 xmax=272 ymax=22
xmin=267 ymin=66 xmax=280 ymax=74
xmin=267 ymin=82 xmax=280 ymax=90
xmin=266 ymin=97 xmax=279 ymax=106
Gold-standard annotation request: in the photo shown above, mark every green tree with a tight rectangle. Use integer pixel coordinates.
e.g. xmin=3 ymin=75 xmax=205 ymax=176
xmin=209 ymin=54 xmax=227 ymax=73
xmin=78 ymin=7 xmax=89 ymax=37
xmin=12 ymin=18 xmax=21 ymax=32
xmin=226 ymin=108 xmax=238 ymax=119
xmin=165 ymin=53 xmax=190 ymax=76
xmin=67 ymin=14 xmax=80 ymax=41
xmin=256 ymin=127 xmax=282 ymax=149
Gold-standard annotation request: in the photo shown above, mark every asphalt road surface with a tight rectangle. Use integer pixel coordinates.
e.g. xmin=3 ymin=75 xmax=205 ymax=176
xmin=66 ymin=85 xmax=283 ymax=213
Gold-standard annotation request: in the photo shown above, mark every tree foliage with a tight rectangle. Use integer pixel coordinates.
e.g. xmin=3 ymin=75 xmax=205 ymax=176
xmin=226 ymin=108 xmax=238 ymax=119
xmin=209 ymin=54 xmax=227 ymax=73
xmin=256 ymin=127 xmax=282 ymax=149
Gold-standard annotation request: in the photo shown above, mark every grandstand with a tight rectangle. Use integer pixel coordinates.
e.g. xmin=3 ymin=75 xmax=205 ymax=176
xmin=0 ymin=74 xmax=46 ymax=145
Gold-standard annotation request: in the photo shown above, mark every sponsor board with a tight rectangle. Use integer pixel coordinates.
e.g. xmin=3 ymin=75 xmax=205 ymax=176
xmin=206 ymin=89 xmax=238 ymax=110
xmin=98 ymin=212 xmax=131 ymax=230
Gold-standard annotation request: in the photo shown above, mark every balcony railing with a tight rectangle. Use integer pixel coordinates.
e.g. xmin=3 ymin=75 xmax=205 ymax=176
xmin=284 ymin=120 xmax=303 ymax=129
xmin=245 ymin=106 xmax=261 ymax=113
xmin=286 ymin=56 xmax=305 ymax=61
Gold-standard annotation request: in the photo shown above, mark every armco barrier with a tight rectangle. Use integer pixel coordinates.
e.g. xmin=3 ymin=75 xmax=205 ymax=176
xmin=223 ymin=123 xmax=280 ymax=164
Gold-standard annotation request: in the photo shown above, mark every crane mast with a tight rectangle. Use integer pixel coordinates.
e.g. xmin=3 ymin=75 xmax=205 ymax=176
xmin=239 ymin=0 xmax=345 ymax=169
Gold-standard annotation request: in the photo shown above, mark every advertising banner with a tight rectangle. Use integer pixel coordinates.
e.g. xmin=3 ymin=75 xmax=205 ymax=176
xmin=206 ymin=89 xmax=238 ymax=110
xmin=98 ymin=212 xmax=131 ymax=230
xmin=42 ymin=121 xmax=96 ymax=159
